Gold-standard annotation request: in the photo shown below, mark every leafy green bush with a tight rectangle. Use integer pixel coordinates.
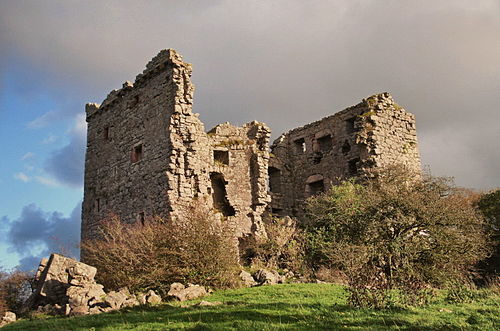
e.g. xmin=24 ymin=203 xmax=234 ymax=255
xmin=304 ymin=166 xmax=491 ymax=307
xmin=82 ymin=201 xmax=240 ymax=296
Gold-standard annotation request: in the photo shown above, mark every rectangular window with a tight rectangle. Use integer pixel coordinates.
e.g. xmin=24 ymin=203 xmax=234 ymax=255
xmin=103 ymin=126 xmax=110 ymax=141
xmin=346 ymin=117 xmax=357 ymax=134
xmin=213 ymin=150 xmax=229 ymax=165
xmin=132 ymin=144 xmax=143 ymax=163
xmin=317 ymin=135 xmax=332 ymax=152
xmin=348 ymin=158 xmax=360 ymax=176
xmin=268 ymin=167 xmax=282 ymax=193
xmin=293 ymin=138 xmax=306 ymax=154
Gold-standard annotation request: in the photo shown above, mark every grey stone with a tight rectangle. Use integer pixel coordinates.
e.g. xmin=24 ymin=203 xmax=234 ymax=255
xmin=239 ymin=270 xmax=257 ymax=287
xmin=167 ymin=283 xmax=207 ymax=301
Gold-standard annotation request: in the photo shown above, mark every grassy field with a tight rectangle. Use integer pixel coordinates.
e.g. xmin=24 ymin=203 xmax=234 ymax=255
xmin=3 ymin=283 xmax=499 ymax=330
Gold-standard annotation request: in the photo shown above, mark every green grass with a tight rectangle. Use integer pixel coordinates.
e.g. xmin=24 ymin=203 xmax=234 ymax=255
xmin=4 ymin=284 xmax=499 ymax=330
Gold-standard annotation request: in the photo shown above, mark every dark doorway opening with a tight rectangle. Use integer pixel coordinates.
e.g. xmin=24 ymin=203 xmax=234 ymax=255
xmin=210 ymin=172 xmax=236 ymax=216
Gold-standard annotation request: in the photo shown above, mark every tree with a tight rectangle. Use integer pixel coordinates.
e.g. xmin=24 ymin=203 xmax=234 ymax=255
xmin=305 ymin=166 xmax=491 ymax=307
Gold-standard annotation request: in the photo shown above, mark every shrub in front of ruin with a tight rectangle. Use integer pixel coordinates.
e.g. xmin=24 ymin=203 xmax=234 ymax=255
xmin=82 ymin=202 xmax=240 ymax=297
xmin=304 ymin=166 xmax=491 ymax=308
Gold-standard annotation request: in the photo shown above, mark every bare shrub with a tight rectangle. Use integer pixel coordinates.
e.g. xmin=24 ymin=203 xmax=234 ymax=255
xmin=82 ymin=201 xmax=240 ymax=296
xmin=0 ymin=269 xmax=33 ymax=315
xmin=242 ymin=216 xmax=308 ymax=276
xmin=305 ymin=165 xmax=491 ymax=307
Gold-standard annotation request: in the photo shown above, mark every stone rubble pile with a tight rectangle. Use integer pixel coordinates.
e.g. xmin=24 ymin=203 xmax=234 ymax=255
xmin=239 ymin=268 xmax=289 ymax=286
xmin=24 ymin=254 xmax=164 ymax=316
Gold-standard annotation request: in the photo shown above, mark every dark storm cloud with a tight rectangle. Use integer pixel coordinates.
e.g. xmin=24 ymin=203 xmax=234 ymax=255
xmin=0 ymin=0 xmax=499 ymax=189
xmin=5 ymin=202 xmax=81 ymax=271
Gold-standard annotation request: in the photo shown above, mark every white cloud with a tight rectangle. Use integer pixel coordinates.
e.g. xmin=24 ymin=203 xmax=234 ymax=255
xmin=14 ymin=172 xmax=31 ymax=183
xmin=35 ymin=176 xmax=60 ymax=187
xmin=41 ymin=134 xmax=57 ymax=144
xmin=26 ymin=111 xmax=58 ymax=129
xmin=21 ymin=152 xmax=35 ymax=160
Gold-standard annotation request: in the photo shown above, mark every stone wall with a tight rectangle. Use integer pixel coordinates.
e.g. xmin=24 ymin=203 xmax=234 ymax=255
xmin=82 ymin=49 xmax=421 ymax=257
xmin=82 ymin=50 xmax=270 ymax=255
xmin=269 ymin=92 xmax=421 ymax=217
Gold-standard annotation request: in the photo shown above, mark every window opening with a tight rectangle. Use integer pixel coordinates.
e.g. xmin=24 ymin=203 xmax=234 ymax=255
xmin=210 ymin=173 xmax=235 ymax=216
xmin=138 ymin=212 xmax=145 ymax=226
xmin=293 ymin=138 xmax=306 ymax=153
xmin=346 ymin=117 xmax=357 ymax=134
xmin=213 ymin=150 xmax=229 ymax=165
xmin=308 ymin=180 xmax=325 ymax=196
xmin=103 ymin=126 xmax=110 ymax=141
xmin=132 ymin=144 xmax=143 ymax=163
xmin=268 ymin=167 xmax=282 ymax=193
xmin=342 ymin=140 xmax=351 ymax=155
xmin=317 ymin=135 xmax=332 ymax=152
xmin=348 ymin=158 xmax=360 ymax=176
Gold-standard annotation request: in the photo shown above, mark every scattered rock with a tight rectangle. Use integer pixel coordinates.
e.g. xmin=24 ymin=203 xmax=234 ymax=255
xmin=167 ymin=283 xmax=207 ymax=301
xmin=253 ymin=269 xmax=284 ymax=285
xmin=239 ymin=270 xmax=257 ymax=287
xmin=145 ymin=290 xmax=162 ymax=304
xmin=0 ymin=311 xmax=16 ymax=327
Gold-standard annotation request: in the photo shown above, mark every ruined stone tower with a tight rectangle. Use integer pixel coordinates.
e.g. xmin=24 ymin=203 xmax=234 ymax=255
xmin=82 ymin=49 xmax=421 ymax=253
xmin=82 ymin=49 xmax=270 ymax=248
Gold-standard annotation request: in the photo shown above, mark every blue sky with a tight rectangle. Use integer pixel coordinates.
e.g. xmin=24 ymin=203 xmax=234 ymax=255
xmin=1 ymin=0 xmax=499 ymax=271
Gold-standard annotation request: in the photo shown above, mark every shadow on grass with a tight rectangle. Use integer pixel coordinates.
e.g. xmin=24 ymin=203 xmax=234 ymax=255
xmin=3 ymin=302 xmax=448 ymax=331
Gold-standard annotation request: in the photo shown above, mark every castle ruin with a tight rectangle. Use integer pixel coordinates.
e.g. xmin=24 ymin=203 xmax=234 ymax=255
xmin=81 ymin=49 xmax=421 ymax=252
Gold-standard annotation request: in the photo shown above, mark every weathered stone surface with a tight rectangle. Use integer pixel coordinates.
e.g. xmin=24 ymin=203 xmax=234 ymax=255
xmin=253 ymin=269 xmax=284 ymax=285
xmin=80 ymin=49 xmax=421 ymax=261
xmin=0 ymin=312 xmax=16 ymax=327
xmin=269 ymin=92 xmax=421 ymax=219
xmin=167 ymin=283 xmax=207 ymax=301
xmin=239 ymin=270 xmax=257 ymax=287
xmin=145 ymin=290 xmax=162 ymax=304
xmin=81 ymin=49 xmax=271 ymax=260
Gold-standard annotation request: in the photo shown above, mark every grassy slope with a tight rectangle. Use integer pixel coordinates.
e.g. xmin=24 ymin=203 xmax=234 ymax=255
xmin=3 ymin=284 xmax=499 ymax=331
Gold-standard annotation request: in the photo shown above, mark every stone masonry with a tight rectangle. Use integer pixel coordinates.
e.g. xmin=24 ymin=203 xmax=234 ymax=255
xmin=81 ymin=49 xmax=421 ymax=255
xmin=269 ymin=92 xmax=421 ymax=217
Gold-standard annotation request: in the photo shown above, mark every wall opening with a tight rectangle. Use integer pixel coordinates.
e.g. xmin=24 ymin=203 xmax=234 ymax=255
xmin=131 ymin=144 xmax=143 ymax=163
xmin=308 ymin=180 xmax=325 ymax=196
xmin=210 ymin=172 xmax=235 ymax=217
xmin=268 ymin=167 xmax=282 ymax=193
xmin=342 ymin=140 xmax=351 ymax=155
xmin=96 ymin=198 xmax=100 ymax=212
xmin=317 ymin=135 xmax=332 ymax=152
xmin=348 ymin=158 xmax=360 ymax=175
xmin=137 ymin=212 xmax=145 ymax=226
xmin=103 ymin=126 xmax=110 ymax=141
xmin=213 ymin=150 xmax=229 ymax=165
xmin=346 ymin=117 xmax=357 ymax=133
xmin=293 ymin=138 xmax=306 ymax=154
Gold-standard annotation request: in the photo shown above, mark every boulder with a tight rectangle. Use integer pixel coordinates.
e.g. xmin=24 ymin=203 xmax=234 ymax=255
xmin=239 ymin=270 xmax=257 ymax=287
xmin=253 ymin=269 xmax=284 ymax=285
xmin=167 ymin=283 xmax=207 ymax=301
xmin=0 ymin=311 xmax=16 ymax=327
xmin=146 ymin=290 xmax=162 ymax=304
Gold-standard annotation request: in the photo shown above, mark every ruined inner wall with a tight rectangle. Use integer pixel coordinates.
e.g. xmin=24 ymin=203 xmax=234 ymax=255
xmin=82 ymin=49 xmax=270 ymax=251
xmin=269 ymin=92 xmax=421 ymax=217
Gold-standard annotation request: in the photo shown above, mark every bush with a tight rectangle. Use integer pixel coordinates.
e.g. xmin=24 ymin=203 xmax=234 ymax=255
xmin=476 ymin=189 xmax=500 ymax=277
xmin=0 ymin=269 xmax=33 ymax=315
xmin=304 ymin=166 xmax=491 ymax=307
xmin=241 ymin=216 xmax=308 ymax=276
xmin=82 ymin=201 xmax=240 ymax=296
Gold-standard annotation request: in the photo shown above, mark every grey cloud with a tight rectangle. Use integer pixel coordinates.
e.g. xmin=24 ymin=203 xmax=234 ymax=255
xmin=0 ymin=0 xmax=499 ymax=189
xmin=44 ymin=116 xmax=86 ymax=188
xmin=5 ymin=202 xmax=81 ymax=271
